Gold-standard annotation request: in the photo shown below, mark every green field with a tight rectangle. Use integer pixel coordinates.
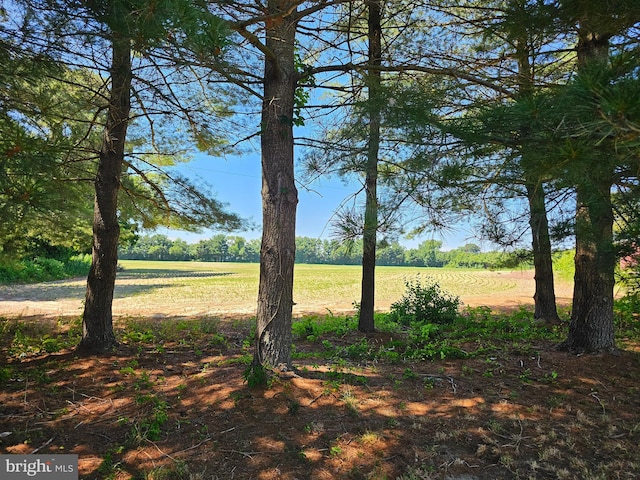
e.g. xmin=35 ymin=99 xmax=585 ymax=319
xmin=0 ymin=260 xmax=574 ymax=318
xmin=112 ymin=261 xmax=564 ymax=316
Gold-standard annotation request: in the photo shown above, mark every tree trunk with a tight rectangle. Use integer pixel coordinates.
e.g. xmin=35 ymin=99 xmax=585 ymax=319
xmin=359 ymin=0 xmax=382 ymax=333
xmin=254 ymin=2 xmax=298 ymax=368
xmin=563 ymin=180 xmax=616 ymax=352
xmin=77 ymin=35 xmax=131 ymax=354
xmin=514 ymin=30 xmax=561 ymax=325
xmin=561 ymin=24 xmax=616 ymax=353
xmin=525 ymin=181 xmax=561 ymax=324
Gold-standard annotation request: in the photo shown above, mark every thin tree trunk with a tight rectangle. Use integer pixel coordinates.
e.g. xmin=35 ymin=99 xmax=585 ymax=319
xmin=514 ymin=32 xmax=560 ymax=325
xmin=359 ymin=0 xmax=382 ymax=333
xmin=516 ymin=28 xmax=560 ymax=323
xmin=78 ymin=35 xmax=131 ymax=354
xmin=254 ymin=2 xmax=298 ymax=368
xmin=525 ymin=181 xmax=560 ymax=324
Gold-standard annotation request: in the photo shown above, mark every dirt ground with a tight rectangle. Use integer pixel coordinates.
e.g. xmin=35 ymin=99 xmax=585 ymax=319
xmin=1 ymin=277 xmax=639 ymax=479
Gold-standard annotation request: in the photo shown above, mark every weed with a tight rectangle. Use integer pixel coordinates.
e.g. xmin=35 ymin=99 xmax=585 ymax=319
xmin=342 ymin=389 xmax=359 ymax=416
xmin=292 ymin=314 xmax=358 ymax=340
xmin=41 ymin=335 xmax=62 ymax=353
xmin=402 ymin=368 xmax=418 ymax=380
xmin=287 ymin=399 xmax=300 ymax=415
xmin=462 ymin=365 xmax=474 ymax=376
xmin=358 ymin=431 xmax=380 ymax=445
xmin=208 ymin=333 xmax=228 ymax=347
xmin=243 ymin=362 xmax=269 ymax=388
xmin=176 ymin=383 xmax=187 ymax=398
xmin=199 ymin=316 xmax=221 ymax=334
xmin=96 ymin=449 xmax=123 ymax=479
xmin=0 ymin=365 xmax=15 ymax=382
xmin=329 ymin=445 xmax=342 ymax=456
xmin=133 ymin=394 xmax=169 ymax=442
xmin=423 ymin=377 xmax=436 ymax=390
xmin=519 ymin=368 xmax=532 ymax=384
xmin=119 ymin=366 xmax=136 ymax=376
xmin=389 ymin=275 xmax=460 ymax=325
xmin=122 ymin=326 xmax=155 ymax=344
xmin=133 ymin=371 xmax=154 ymax=390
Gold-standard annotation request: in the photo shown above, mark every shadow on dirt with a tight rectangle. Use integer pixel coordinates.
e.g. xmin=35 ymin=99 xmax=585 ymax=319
xmin=0 ymin=271 xmax=234 ymax=303
xmin=116 ymin=270 xmax=234 ymax=280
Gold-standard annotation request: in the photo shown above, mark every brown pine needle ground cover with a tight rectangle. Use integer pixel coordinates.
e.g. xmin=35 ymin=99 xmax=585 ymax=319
xmin=0 ymin=262 xmax=639 ymax=479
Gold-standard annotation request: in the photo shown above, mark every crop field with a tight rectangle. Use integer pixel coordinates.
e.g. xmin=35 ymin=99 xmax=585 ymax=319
xmin=0 ymin=260 xmax=575 ymax=318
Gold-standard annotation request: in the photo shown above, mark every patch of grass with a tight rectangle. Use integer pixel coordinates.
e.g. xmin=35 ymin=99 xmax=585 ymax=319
xmin=3 ymin=317 xmax=81 ymax=357
xmin=292 ymin=314 xmax=358 ymax=340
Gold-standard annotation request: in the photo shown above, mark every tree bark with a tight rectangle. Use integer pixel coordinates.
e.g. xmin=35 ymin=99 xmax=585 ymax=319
xmin=526 ymin=181 xmax=561 ymax=324
xmin=561 ymin=24 xmax=617 ymax=353
xmin=254 ymin=1 xmax=298 ymax=368
xmin=359 ymin=0 xmax=382 ymax=333
xmin=563 ymin=180 xmax=616 ymax=352
xmin=514 ymin=31 xmax=560 ymax=325
xmin=77 ymin=35 xmax=131 ymax=354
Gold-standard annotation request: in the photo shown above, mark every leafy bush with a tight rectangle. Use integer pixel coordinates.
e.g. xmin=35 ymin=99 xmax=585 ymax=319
xmin=0 ymin=254 xmax=90 ymax=284
xmin=64 ymin=254 xmax=91 ymax=277
xmin=389 ymin=276 xmax=460 ymax=326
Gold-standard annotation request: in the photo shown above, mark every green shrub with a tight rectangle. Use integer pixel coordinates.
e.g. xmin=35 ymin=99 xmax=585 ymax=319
xmin=33 ymin=257 xmax=66 ymax=278
xmin=64 ymin=254 xmax=91 ymax=277
xmin=389 ymin=276 xmax=460 ymax=326
xmin=0 ymin=254 xmax=90 ymax=284
xmin=243 ymin=362 xmax=269 ymax=388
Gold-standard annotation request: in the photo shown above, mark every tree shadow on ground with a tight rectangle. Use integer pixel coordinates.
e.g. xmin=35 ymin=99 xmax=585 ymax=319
xmin=0 ymin=271 xmax=234 ymax=303
xmin=116 ymin=270 xmax=234 ymax=280
xmin=1 ymin=320 xmax=639 ymax=479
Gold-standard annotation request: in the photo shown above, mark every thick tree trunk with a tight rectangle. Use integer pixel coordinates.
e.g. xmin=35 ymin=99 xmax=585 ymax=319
xmin=561 ymin=25 xmax=616 ymax=353
xmin=525 ymin=181 xmax=560 ymax=324
xmin=77 ymin=36 xmax=131 ymax=354
xmin=563 ymin=180 xmax=616 ymax=352
xmin=254 ymin=3 xmax=298 ymax=368
xmin=359 ymin=0 xmax=382 ymax=333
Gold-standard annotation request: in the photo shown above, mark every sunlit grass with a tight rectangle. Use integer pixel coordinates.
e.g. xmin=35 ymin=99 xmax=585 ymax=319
xmin=113 ymin=261 xmax=554 ymax=316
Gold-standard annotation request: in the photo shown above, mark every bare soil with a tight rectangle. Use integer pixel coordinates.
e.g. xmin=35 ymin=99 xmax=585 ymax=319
xmin=1 ymin=274 xmax=639 ymax=479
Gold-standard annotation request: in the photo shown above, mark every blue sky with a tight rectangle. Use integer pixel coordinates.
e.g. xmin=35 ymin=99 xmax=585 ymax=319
xmin=159 ymin=149 xmax=480 ymax=250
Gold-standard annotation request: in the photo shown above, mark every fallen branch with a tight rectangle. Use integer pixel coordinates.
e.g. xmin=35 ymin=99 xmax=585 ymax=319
xmin=220 ymin=449 xmax=261 ymax=459
xmin=31 ymin=436 xmax=55 ymax=454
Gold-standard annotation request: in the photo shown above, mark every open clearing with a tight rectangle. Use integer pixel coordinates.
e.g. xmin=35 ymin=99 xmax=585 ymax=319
xmin=1 ymin=262 xmax=639 ymax=480
xmin=0 ymin=261 xmax=576 ymax=318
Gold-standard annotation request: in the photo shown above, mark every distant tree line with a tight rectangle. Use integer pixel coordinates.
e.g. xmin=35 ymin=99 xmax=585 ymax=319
xmin=119 ymin=234 xmax=523 ymax=269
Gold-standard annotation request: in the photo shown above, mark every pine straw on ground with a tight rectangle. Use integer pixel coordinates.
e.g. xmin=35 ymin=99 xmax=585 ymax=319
xmin=1 ymin=316 xmax=639 ymax=480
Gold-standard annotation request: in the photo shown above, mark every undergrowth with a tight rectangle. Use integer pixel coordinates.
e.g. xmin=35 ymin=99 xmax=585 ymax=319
xmin=0 ymin=254 xmax=91 ymax=284
xmin=2 ymin=296 xmax=638 ymax=480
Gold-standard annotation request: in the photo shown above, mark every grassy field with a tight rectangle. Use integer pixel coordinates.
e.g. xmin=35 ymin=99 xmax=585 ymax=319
xmin=0 ymin=260 xmax=575 ymax=318
xmin=116 ymin=260 xmax=574 ymax=315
